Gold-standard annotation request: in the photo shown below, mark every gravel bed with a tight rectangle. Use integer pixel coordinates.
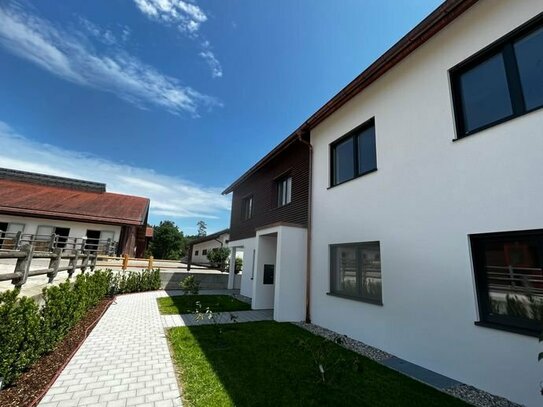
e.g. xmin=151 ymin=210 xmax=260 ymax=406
xmin=445 ymin=385 xmax=523 ymax=407
xmin=295 ymin=322 xmax=522 ymax=407
xmin=294 ymin=321 xmax=393 ymax=362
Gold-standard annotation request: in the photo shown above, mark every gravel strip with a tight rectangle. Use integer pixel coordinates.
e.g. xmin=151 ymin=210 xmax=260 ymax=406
xmin=445 ymin=385 xmax=523 ymax=407
xmin=295 ymin=322 xmax=522 ymax=407
xmin=294 ymin=321 xmax=393 ymax=362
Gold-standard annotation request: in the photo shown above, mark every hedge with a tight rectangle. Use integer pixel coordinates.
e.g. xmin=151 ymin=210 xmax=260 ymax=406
xmin=0 ymin=268 xmax=161 ymax=386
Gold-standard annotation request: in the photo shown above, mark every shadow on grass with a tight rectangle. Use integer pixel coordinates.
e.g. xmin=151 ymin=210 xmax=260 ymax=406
xmin=167 ymin=321 xmax=469 ymax=407
xmin=157 ymin=294 xmax=251 ymax=315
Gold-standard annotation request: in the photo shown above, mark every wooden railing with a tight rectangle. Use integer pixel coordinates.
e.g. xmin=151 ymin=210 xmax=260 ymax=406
xmin=0 ymin=245 xmax=99 ymax=288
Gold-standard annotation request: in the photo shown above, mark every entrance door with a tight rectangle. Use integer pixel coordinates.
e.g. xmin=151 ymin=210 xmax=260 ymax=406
xmin=86 ymin=230 xmax=101 ymax=252
xmin=54 ymin=227 xmax=70 ymax=248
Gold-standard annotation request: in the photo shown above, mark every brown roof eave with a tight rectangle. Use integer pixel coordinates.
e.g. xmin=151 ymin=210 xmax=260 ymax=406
xmin=222 ymin=0 xmax=478 ymax=195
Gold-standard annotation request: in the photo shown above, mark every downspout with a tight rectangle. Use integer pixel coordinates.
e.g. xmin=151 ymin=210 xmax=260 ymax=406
xmin=298 ymin=130 xmax=312 ymax=323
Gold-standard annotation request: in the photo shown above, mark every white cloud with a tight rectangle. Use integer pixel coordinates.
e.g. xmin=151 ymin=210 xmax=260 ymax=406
xmin=133 ymin=0 xmax=207 ymax=34
xmin=132 ymin=0 xmax=223 ymax=78
xmin=199 ymin=41 xmax=222 ymax=78
xmin=0 ymin=121 xmax=231 ymax=220
xmin=0 ymin=4 xmax=219 ymax=116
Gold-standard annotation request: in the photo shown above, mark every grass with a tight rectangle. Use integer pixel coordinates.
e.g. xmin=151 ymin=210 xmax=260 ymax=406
xmin=167 ymin=321 xmax=469 ymax=407
xmin=157 ymin=295 xmax=251 ymax=315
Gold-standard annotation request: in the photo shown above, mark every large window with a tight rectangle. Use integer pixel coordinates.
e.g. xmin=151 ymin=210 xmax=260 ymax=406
xmin=331 ymin=119 xmax=376 ymax=187
xmin=471 ymin=230 xmax=543 ymax=336
xmin=277 ymin=175 xmax=292 ymax=207
xmin=330 ymin=242 xmax=382 ymax=304
xmin=451 ymin=17 xmax=543 ymax=137
xmin=241 ymin=196 xmax=253 ymax=221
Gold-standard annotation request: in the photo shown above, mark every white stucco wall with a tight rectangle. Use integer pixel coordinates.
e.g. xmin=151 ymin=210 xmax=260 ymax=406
xmin=274 ymin=226 xmax=307 ymax=322
xmin=0 ymin=214 xmax=121 ymax=242
xmin=309 ymin=1 xmax=543 ymax=406
xmin=253 ymin=233 xmax=277 ymax=310
xmin=191 ymin=233 xmax=229 ymax=264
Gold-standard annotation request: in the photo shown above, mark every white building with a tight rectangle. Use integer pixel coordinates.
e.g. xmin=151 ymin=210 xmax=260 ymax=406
xmin=224 ymin=1 xmax=543 ymax=405
xmin=188 ymin=229 xmax=230 ymax=266
xmin=0 ymin=168 xmax=150 ymax=256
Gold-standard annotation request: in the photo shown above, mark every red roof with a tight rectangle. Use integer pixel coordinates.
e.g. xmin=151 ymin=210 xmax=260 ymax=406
xmin=0 ymin=179 xmax=149 ymax=226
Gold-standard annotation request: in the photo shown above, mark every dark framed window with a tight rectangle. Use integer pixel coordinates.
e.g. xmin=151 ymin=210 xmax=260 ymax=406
xmin=329 ymin=241 xmax=382 ymax=305
xmin=277 ymin=176 xmax=292 ymax=207
xmin=451 ymin=14 xmax=543 ymax=138
xmin=241 ymin=196 xmax=253 ymax=220
xmin=202 ymin=249 xmax=207 ymax=256
xmin=470 ymin=229 xmax=543 ymax=336
xmin=194 ymin=250 xmax=199 ymax=256
xmin=330 ymin=119 xmax=376 ymax=187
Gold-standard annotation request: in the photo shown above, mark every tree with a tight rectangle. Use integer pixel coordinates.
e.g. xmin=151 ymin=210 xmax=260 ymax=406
xmin=149 ymin=221 xmax=185 ymax=260
xmin=197 ymin=220 xmax=207 ymax=237
xmin=207 ymin=247 xmax=230 ymax=271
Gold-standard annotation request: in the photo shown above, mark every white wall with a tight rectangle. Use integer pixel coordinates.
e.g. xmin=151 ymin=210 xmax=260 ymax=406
xmin=309 ymin=1 xmax=543 ymax=406
xmin=0 ymin=214 xmax=121 ymax=242
xmin=253 ymin=233 xmax=277 ymax=309
xmin=191 ymin=233 xmax=229 ymax=264
xmin=274 ymin=226 xmax=307 ymax=322
xmin=228 ymin=237 xmax=256 ymax=298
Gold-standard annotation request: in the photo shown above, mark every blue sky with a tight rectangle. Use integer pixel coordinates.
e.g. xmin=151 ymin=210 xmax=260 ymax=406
xmin=0 ymin=0 xmax=441 ymax=235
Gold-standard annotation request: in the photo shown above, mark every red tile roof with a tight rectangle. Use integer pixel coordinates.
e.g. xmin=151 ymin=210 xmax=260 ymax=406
xmin=0 ymin=179 xmax=149 ymax=226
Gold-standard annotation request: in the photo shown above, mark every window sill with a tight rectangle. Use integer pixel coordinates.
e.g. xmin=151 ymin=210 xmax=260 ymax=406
xmin=328 ymin=168 xmax=377 ymax=189
xmin=474 ymin=321 xmax=540 ymax=338
xmin=326 ymin=292 xmax=383 ymax=306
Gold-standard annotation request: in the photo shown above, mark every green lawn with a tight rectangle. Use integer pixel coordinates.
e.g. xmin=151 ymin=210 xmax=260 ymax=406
xmin=157 ymin=295 xmax=251 ymax=314
xmin=167 ymin=321 xmax=469 ymax=407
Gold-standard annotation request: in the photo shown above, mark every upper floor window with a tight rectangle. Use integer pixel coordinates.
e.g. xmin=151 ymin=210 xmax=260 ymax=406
xmin=451 ymin=17 xmax=543 ymax=138
xmin=329 ymin=241 xmax=382 ymax=305
xmin=241 ymin=196 xmax=253 ymax=220
xmin=277 ymin=176 xmax=292 ymax=207
xmin=202 ymin=249 xmax=208 ymax=255
xmin=471 ymin=229 xmax=543 ymax=336
xmin=331 ymin=119 xmax=376 ymax=187
xmin=194 ymin=250 xmax=199 ymax=256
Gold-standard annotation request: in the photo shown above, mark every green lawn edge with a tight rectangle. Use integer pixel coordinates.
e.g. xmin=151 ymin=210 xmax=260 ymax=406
xmin=157 ymin=294 xmax=251 ymax=315
xmin=167 ymin=321 xmax=469 ymax=407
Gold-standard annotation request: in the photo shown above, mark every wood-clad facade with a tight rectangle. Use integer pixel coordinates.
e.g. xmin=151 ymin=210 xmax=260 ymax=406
xmin=228 ymin=140 xmax=309 ymax=242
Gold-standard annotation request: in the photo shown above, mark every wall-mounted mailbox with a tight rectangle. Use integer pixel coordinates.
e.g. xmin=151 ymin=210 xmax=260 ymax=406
xmin=263 ymin=264 xmax=274 ymax=285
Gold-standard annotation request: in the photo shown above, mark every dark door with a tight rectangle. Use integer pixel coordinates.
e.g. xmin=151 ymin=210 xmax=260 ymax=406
xmin=54 ymin=227 xmax=70 ymax=248
xmin=86 ymin=230 xmax=101 ymax=252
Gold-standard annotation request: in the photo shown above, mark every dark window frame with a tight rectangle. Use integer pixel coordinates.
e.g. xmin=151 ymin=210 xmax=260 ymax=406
xmin=470 ymin=229 xmax=543 ymax=337
xmin=194 ymin=250 xmax=199 ymax=256
xmin=328 ymin=241 xmax=383 ymax=306
xmin=241 ymin=195 xmax=254 ymax=221
xmin=450 ymin=13 xmax=543 ymax=139
xmin=276 ymin=174 xmax=292 ymax=207
xmin=329 ymin=118 xmax=377 ymax=188
xmin=202 ymin=249 xmax=208 ymax=256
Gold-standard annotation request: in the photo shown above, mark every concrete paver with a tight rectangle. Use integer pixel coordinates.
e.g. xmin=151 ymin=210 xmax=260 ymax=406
xmin=38 ymin=290 xmax=271 ymax=407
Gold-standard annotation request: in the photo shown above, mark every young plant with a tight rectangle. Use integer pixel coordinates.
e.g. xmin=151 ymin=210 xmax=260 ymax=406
xmin=180 ymin=275 xmax=200 ymax=295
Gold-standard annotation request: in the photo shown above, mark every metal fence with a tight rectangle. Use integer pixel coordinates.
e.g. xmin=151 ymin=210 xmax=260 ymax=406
xmin=0 ymin=231 xmax=119 ymax=289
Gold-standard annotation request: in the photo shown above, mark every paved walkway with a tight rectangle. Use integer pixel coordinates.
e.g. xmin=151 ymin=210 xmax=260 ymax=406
xmin=39 ymin=290 xmax=271 ymax=407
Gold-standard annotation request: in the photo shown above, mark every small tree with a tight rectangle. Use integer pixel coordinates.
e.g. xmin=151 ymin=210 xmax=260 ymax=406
xmin=207 ymin=247 xmax=231 ymax=270
xmin=197 ymin=220 xmax=207 ymax=237
xmin=150 ymin=221 xmax=185 ymax=260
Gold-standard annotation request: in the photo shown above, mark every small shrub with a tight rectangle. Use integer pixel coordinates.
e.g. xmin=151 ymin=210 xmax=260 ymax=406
xmin=180 ymin=275 xmax=200 ymax=295
xmin=207 ymin=247 xmax=230 ymax=270
xmin=110 ymin=269 xmax=161 ymax=294
xmin=235 ymin=257 xmax=243 ymax=274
